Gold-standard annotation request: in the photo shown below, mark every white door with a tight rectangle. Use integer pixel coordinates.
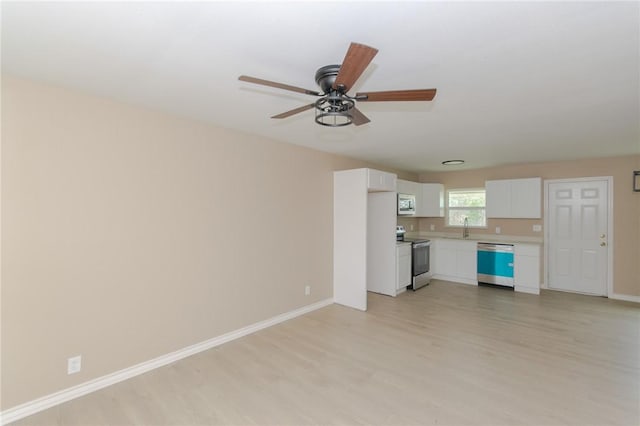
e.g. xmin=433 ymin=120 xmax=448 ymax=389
xmin=547 ymin=178 xmax=610 ymax=295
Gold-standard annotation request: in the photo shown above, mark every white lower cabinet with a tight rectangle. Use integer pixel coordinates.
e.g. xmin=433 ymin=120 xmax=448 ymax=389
xmin=456 ymin=247 xmax=477 ymax=282
xmin=514 ymin=243 xmax=541 ymax=294
xmin=396 ymin=243 xmax=412 ymax=293
xmin=432 ymin=239 xmax=477 ymax=285
xmin=433 ymin=242 xmax=456 ymax=277
xmin=432 ymin=238 xmax=541 ymax=293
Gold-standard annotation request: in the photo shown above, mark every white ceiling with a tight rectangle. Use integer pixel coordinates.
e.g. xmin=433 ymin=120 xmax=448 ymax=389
xmin=2 ymin=1 xmax=639 ymax=172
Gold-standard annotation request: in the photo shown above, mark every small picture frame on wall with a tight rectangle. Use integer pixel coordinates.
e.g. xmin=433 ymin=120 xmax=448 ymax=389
xmin=634 ymin=171 xmax=640 ymax=192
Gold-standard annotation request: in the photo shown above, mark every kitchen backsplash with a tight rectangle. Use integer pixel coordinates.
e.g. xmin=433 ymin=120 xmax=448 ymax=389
xmin=418 ymin=217 xmax=544 ymax=238
xmin=396 ymin=217 xmax=419 ymax=233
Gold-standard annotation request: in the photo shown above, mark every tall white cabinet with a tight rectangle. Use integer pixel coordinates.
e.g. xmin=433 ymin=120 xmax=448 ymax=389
xmin=334 ymin=168 xmax=397 ymax=311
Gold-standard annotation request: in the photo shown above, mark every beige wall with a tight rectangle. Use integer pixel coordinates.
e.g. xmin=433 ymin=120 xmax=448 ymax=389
xmin=0 ymin=77 xmax=412 ymax=409
xmin=418 ymin=156 xmax=640 ymax=296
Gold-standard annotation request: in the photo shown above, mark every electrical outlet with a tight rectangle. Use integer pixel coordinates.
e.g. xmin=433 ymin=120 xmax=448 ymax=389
xmin=67 ymin=355 xmax=82 ymax=375
xmin=533 ymin=224 xmax=542 ymax=232
xmin=430 ymin=224 xmax=435 ymax=231
xmin=410 ymin=224 xmax=414 ymax=231
xmin=305 ymin=285 xmax=311 ymax=296
xmin=495 ymin=226 xmax=501 ymax=234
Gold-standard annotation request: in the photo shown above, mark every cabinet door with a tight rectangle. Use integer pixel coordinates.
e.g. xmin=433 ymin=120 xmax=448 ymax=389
xmin=456 ymin=245 xmax=478 ymax=281
xmin=420 ymin=183 xmax=444 ymax=217
xmin=435 ymin=244 xmax=457 ymax=277
xmin=368 ymin=169 xmax=397 ymax=192
xmin=510 ymin=178 xmax=541 ymax=218
xmin=487 ymin=178 xmax=542 ymax=218
xmin=412 ymin=181 xmax=423 ymax=216
xmin=515 ymin=255 xmax=539 ymax=287
xmin=396 ymin=245 xmax=412 ymax=290
xmin=486 ymin=179 xmax=511 ymax=218
xmin=396 ymin=179 xmax=412 ymax=195
xmin=514 ymin=243 xmax=541 ymax=292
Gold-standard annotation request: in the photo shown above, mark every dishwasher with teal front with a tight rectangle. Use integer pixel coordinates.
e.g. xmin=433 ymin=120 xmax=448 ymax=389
xmin=477 ymin=242 xmax=514 ymax=288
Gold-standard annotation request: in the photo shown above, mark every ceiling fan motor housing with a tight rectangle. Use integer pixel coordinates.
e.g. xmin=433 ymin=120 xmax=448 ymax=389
xmin=315 ymin=65 xmax=342 ymax=93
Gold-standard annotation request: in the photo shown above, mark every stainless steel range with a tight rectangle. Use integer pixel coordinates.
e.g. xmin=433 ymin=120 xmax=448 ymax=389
xmin=396 ymin=226 xmax=431 ymax=290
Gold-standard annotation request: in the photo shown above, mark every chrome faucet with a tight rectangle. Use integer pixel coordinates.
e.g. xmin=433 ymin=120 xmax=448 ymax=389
xmin=463 ymin=217 xmax=469 ymax=239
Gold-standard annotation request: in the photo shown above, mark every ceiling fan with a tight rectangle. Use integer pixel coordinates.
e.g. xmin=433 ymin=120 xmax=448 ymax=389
xmin=238 ymin=42 xmax=437 ymax=127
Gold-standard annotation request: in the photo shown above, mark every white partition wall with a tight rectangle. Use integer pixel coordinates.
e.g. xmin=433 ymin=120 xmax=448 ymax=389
xmin=334 ymin=169 xmax=368 ymax=310
xmin=334 ymin=168 xmax=397 ymax=311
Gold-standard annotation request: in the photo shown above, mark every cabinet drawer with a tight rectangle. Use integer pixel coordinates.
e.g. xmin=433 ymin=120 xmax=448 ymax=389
xmin=515 ymin=243 xmax=540 ymax=257
xmin=397 ymin=244 xmax=412 ymax=256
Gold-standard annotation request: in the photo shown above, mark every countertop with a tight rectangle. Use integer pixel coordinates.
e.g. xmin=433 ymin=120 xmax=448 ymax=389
xmin=403 ymin=232 xmax=543 ymax=245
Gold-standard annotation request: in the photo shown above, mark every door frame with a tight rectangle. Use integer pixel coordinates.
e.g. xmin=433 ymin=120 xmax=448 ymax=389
xmin=543 ymin=176 xmax=614 ymax=297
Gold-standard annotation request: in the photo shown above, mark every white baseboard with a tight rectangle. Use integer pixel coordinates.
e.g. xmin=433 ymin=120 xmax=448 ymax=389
xmin=0 ymin=298 xmax=333 ymax=425
xmin=515 ymin=286 xmax=540 ymax=295
xmin=609 ymin=293 xmax=640 ymax=303
xmin=432 ymin=274 xmax=477 ymax=286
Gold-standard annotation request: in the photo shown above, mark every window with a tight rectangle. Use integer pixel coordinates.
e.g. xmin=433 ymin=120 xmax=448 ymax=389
xmin=447 ymin=188 xmax=486 ymax=227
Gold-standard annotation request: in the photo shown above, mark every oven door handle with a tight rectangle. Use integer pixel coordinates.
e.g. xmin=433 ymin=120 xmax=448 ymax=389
xmin=413 ymin=242 xmax=431 ymax=248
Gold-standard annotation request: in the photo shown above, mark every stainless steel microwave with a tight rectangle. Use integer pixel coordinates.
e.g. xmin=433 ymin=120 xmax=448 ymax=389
xmin=397 ymin=193 xmax=416 ymax=215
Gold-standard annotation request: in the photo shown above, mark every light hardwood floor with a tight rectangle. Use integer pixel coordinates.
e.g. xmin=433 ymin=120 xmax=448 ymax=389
xmin=12 ymin=280 xmax=640 ymax=425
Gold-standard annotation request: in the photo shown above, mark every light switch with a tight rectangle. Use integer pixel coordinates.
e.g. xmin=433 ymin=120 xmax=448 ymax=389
xmin=495 ymin=226 xmax=501 ymax=234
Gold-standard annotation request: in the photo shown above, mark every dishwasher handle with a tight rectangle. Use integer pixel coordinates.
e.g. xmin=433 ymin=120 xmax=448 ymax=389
xmin=477 ymin=242 xmax=514 ymax=253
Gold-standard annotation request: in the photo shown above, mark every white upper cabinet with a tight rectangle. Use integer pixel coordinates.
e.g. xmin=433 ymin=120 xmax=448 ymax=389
xmin=368 ymin=169 xmax=397 ymax=192
xmin=396 ymin=179 xmax=419 ymax=197
xmin=420 ymin=183 xmax=445 ymax=217
xmin=396 ymin=180 xmax=444 ymax=217
xmin=485 ymin=180 xmax=511 ymax=218
xmin=486 ymin=177 xmax=542 ymax=218
xmin=510 ymin=178 xmax=542 ymax=218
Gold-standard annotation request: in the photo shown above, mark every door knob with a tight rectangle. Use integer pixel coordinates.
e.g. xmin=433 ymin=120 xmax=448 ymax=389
xmin=600 ymin=234 xmax=606 ymax=238
xmin=600 ymin=242 xmax=607 ymax=247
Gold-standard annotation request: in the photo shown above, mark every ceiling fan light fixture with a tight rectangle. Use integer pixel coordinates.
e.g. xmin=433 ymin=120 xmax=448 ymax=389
xmin=442 ymin=160 xmax=465 ymax=166
xmin=314 ymin=94 xmax=354 ymax=127
xmin=315 ymin=110 xmax=353 ymax=127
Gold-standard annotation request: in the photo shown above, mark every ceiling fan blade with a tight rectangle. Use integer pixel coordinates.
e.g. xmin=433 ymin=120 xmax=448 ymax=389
xmin=271 ymin=103 xmax=315 ymax=119
xmin=239 ymin=75 xmax=320 ymax=96
xmin=356 ymin=89 xmax=437 ymax=102
xmin=333 ymin=42 xmax=378 ymax=92
xmin=351 ymin=107 xmax=370 ymax=126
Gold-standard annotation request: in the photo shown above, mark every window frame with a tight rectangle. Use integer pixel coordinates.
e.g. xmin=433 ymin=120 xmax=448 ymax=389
xmin=445 ymin=187 xmax=487 ymax=228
